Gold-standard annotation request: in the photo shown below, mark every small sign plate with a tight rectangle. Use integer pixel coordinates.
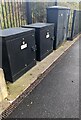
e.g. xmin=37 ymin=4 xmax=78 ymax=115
xmin=21 ymin=43 xmax=27 ymax=50
xmin=46 ymin=32 xmax=50 ymax=39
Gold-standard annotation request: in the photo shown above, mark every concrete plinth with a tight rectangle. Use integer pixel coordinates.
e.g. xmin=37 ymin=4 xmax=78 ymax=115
xmin=0 ymin=68 xmax=8 ymax=102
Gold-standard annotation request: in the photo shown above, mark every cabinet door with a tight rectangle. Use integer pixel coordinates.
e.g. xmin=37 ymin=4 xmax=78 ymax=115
xmin=57 ymin=10 xmax=69 ymax=42
xmin=40 ymin=26 xmax=54 ymax=57
xmin=6 ymin=33 xmax=36 ymax=76
xmin=73 ymin=11 xmax=79 ymax=36
xmin=56 ymin=28 xmax=64 ymax=46
xmin=57 ymin=10 xmax=65 ymax=43
xmin=63 ymin=10 xmax=70 ymax=40
xmin=57 ymin=10 xmax=64 ymax=30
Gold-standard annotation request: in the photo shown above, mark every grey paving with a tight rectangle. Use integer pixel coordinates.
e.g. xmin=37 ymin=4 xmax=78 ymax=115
xmin=8 ymin=39 xmax=80 ymax=118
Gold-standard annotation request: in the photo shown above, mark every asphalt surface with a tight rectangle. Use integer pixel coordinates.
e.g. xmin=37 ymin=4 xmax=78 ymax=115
xmin=8 ymin=39 xmax=79 ymax=118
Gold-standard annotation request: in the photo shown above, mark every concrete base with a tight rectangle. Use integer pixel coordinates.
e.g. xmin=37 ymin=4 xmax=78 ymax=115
xmin=0 ymin=68 xmax=8 ymax=103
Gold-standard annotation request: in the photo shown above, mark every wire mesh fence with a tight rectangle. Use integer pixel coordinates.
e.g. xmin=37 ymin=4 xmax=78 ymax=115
xmin=30 ymin=2 xmax=55 ymax=23
xmin=0 ymin=0 xmax=79 ymax=36
xmin=0 ymin=1 xmax=56 ymax=29
xmin=1 ymin=1 xmax=27 ymax=29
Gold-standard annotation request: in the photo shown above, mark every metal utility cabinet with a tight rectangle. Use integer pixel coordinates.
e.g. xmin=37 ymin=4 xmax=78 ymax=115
xmin=0 ymin=28 xmax=36 ymax=82
xmin=79 ymin=11 xmax=81 ymax=33
xmin=22 ymin=23 xmax=54 ymax=61
xmin=71 ymin=10 xmax=81 ymax=39
xmin=47 ymin=6 xmax=70 ymax=49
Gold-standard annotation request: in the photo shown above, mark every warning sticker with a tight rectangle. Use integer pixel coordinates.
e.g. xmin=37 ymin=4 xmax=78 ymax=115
xmin=46 ymin=32 xmax=50 ymax=39
xmin=21 ymin=43 xmax=27 ymax=50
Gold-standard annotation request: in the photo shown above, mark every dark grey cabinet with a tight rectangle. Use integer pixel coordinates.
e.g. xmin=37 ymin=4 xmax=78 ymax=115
xmin=0 ymin=28 xmax=36 ymax=82
xmin=71 ymin=10 xmax=81 ymax=40
xmin=22 ymin=23 xmax=54 ymax=61
xmin=47 ymin=6 xmax=70 ymax=49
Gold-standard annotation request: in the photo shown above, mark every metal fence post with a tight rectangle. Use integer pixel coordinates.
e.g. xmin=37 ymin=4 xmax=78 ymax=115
xmin=26 ymin=1 xmax=32 ymax=24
